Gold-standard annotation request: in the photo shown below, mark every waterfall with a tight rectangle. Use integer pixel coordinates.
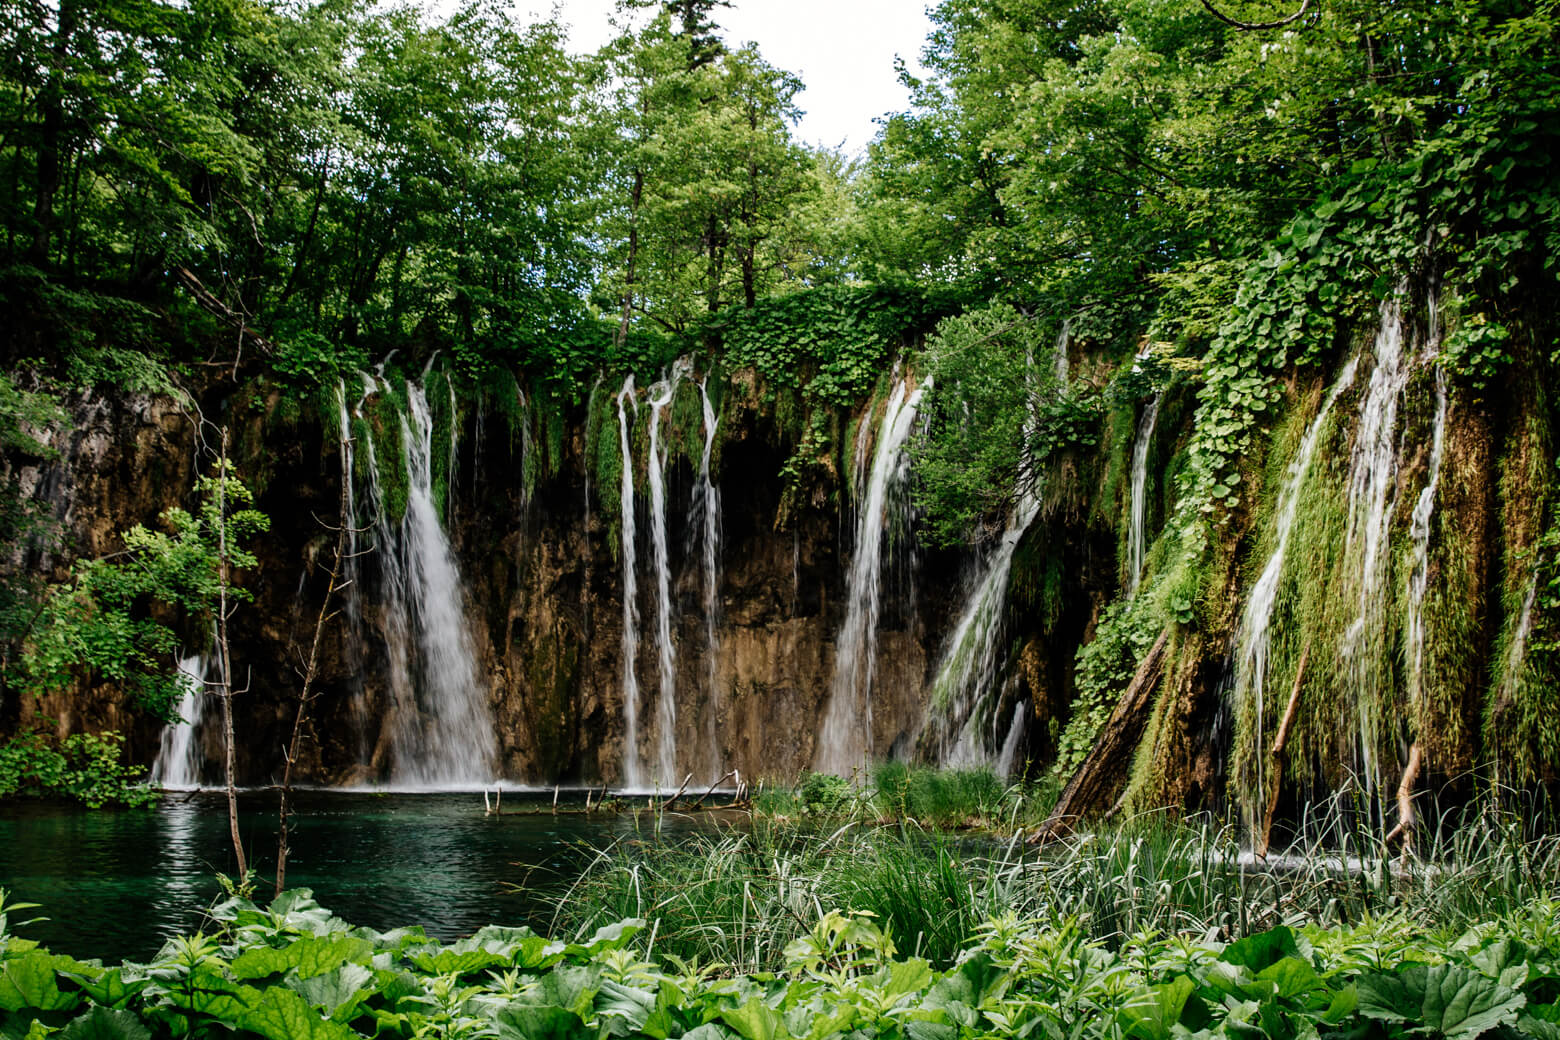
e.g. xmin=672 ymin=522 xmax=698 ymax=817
xmin=1405 ymin=369 xmax=1449 ymax=717
xmin=149 ymin=655 xmax=211 ymax=788
xmin=359 ymin=417 xmax=418 ymax=782
xmin=645 ymin=361 xmax=687 ymax=784
xmin=924 ymin=489 xmax=1040 ymax=768
xmin=1339 ymin=302 xmax=1412 ymax=792
xmin=1128 ymin=394 xmax=1163 ymax=595
xmin=616 ymin=376 xmax=644 ymax=788
xmin=815 ymin=375 xmax=929 ymax=776
xmin=384 ymin=380 xmax=497 ymax=786
xmin=692 ymin=376 xmax=723 ymax=780
xmin=1234 ymin=353 xmax=1360 ymax=805
xmin=993 ymin=701 xmax=1028 ymax=780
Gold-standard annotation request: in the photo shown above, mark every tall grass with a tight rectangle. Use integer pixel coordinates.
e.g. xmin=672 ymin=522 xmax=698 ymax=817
xmin=751 ymin=763 xmax=1056 ymax=831
xmin=551 ymin=805 xmax=1560 ymax=972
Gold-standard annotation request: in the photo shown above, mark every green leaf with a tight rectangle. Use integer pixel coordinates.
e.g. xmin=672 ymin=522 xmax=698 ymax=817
xmin=493 ymin=1003 xmax=585 ymax=1040
xmin=720 ymin=998 xmax=789 ymax=1040
xmin=596 ymin=977 xmax=656 ymax=1034
xmin=0 ymin=951 xmax=81 ymax=1013
xmin=288 ymin=962 xmax=375 ymax=1020
xmin=232 ymin=935 xmax=373 ymax=981
xmin=63 ymin=967 xmax=149 ymax=1009
xmin=1358 ymin=963 xmax=1525 ymax=1039
xmin=57 ymin=1007 xmax=152 ymax=1040
xmin=564 ymin=918 xmax=645 ymax=959
xmin=238 ymin=985 xmax=359 ymax=1040
xmin=1221 ymin=926 xmax=1308 ymax=973
xmin=1116 ymin=976 xmax=1194 ymax=1040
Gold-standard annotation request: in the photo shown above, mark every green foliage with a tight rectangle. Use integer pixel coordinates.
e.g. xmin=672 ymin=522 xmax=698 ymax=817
xmin=796 ymin=771 xmax=852 ymax=813
xmin=0 ymin=731 xmax=157 ymax=808
xmin=709 ymin=286 xmax=941 ymax=408
xmin=3 ymin=817 xmax=1560 ymax=1038
xmin=16 ymin=460 xmax=267 ymax=721
xmin=871 ymin=762 xmax=1005 ymax=827
xmin=1054 ymin=598 xmax=1163 ymax=780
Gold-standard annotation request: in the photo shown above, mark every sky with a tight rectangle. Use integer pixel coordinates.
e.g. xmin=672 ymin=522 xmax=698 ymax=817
xmin=513 ymin=0 xmax=936 ymax=154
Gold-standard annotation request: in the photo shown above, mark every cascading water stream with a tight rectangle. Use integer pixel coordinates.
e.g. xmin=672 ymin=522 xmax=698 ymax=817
xmin=615 ymin=376 xmax=644 ymax=788
xmin=692 ymin=376 xmax=723 ymax=780
xmin=1339 ymin=302 xmax=1412 ymax=792
xmin=358 ymin=417 xmax=418 ymax=780
xmin=925 ymin=489 xmax=1040 ymax=769
xmin=386 ymin=381 xmax=497 ymax=786
xmin=815 ymin=375 xmax=928 ymax=776
xmin=1234 ymin=353 xmax=1361 ymax=809
xmin=645 ymin=362 xmax=687 ymax=784
xmin=149 ymin=655 xmax=210 ymax=788
xmin=1128 ymin=394 xmax=1163 ymax=595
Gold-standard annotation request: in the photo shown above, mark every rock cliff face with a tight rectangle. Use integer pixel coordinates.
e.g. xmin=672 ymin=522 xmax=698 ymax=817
xmin=4 ymin=367 xmax=1099 ymax=788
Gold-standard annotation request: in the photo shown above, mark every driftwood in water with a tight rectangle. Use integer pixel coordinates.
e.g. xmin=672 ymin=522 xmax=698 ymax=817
xmin=690 ymin=770 xmax=741 ymax=809
xmin=657 ymin=773 xmax=694 ymax=811
xmin=1257 ymin=641 xmax=1311 ymax=859
xmin=1031 ymin=627 xmax=1171 ymax=844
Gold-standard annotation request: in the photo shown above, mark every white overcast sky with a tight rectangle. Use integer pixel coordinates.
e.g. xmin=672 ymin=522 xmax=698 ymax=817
xmin=512 ymin=0 xmax=936 ymax=154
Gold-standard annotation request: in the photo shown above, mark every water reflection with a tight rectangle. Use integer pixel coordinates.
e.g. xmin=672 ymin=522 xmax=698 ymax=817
xmin=0 ymin=791 xmax=741 ymax=963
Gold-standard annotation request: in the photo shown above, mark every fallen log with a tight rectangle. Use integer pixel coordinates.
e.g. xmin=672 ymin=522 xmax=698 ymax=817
xmin=1382 ymin=742 xmax=1422 ymax=853
xmin=1031 ymin=627 xmax=1171 ymax=844
xmin=1257 ymin=641 xmax=1311 ymax=858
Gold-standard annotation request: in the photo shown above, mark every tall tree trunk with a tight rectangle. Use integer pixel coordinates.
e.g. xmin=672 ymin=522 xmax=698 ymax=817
xmin=30 ymin=0 xmax=76 ymax=267
xmin=217 ymin=431 xmax=248 ymax=882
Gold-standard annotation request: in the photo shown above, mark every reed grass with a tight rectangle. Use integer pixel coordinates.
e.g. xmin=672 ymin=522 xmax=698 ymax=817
xmin=550 ymin=802 xmax=1560 ymax=972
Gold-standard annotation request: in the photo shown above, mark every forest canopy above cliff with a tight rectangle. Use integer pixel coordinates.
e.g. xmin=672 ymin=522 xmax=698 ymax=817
xmin=0 ymin=0 xmax=1552 ymax=399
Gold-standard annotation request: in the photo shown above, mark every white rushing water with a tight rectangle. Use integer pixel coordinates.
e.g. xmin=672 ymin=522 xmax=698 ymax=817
xmin=149 ymin=655 xmax=211 ymax=788
xmin=358 ymin=415 xmax=417 ymax=781
xmin=615 ymin=375 xmax=644 ymax=788
xmin=692 ymin=375 xmax=723 ymax=780
xmin=1234 ymin=353 xmax=1360 ymax=803
xmin=386 ymin=380 xmax=498 ymax=786
xmin=1339 ymin=302 xmax=1413 ymax=792
xmin=1128 ymin=394 xmax=1163 ymax=595
xmin=925 ymin=488 xmax=1040 ymax=769
xmin=815 ymin=375 xmax=928 ymax=776
xmin=645 ymin=362 xmax=686 ymax=785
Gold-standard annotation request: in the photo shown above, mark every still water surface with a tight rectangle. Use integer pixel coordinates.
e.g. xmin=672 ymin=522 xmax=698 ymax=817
xmin=0 ymin=790 xmax=741 ymax=963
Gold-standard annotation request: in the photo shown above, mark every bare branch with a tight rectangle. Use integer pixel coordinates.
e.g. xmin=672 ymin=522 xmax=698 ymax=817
xmin=1199 ymin=0 xmax=1311 ymax=31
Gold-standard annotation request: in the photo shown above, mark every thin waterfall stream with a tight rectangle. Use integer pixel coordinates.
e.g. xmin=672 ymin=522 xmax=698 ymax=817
xmin=1234 ymin=353 xmax=1361 ymax=810
xmin=615 ymin=376 xmax=643 ymax=788
xmin=149 ymin=655 xmax=211 ymax=788
xmin=1128 ymin=394 xmax=1162 ymax=595
xmin=645 ymin=362 xmax=687 ymax=785
xmin=1339 ymin=302 xmax=1413 ymax=791
xmin=815 ymin=375 xmax=928 ymax=776
xmin=692 ymin=375 xmax=723 ymax=781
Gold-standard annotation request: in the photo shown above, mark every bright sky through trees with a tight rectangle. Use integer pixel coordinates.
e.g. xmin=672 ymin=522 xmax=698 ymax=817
xmin=516 ymin=0 xmax=934 ymax=153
